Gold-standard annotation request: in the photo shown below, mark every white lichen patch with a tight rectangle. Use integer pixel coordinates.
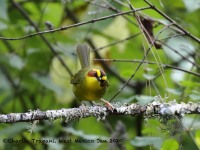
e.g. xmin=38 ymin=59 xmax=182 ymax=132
xmin=2 ymin=99 xmax=200 ymax=124
xmin=46 ymin=110 xmax=55 ymax=121
xmin=145 ymin=104 xmax=154 ymax=115
xmin=159 ymin=100 xmax=193 ymax=116
xmin=116 ymin=106 xmax=128 ymax=113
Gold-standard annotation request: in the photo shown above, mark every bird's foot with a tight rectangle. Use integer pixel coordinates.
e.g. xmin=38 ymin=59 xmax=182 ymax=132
xmin=100 ymin=98 xmax=113 ymax=111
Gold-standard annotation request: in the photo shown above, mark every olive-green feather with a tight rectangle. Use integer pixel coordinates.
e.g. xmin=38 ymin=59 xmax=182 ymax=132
xmin=70 ymin=68 xmax=88 ymax=85
xmin=76 ymin=44 xmax=90 ymax=68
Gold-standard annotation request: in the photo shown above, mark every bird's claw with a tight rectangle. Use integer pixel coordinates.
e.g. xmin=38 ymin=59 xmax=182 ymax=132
xmin=100 ymin=98 xmax=113 ymax=111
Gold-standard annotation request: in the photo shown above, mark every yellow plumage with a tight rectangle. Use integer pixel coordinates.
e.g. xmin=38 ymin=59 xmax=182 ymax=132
xmin=70 ymin=44 xmax=109 ymax=101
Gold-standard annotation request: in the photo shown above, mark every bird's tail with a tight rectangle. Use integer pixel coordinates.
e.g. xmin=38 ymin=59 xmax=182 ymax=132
xmin=76 ymin=43 xmax=90 ymax=68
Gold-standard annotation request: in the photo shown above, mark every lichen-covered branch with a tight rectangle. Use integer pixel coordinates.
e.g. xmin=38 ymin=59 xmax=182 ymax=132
xmin=0 ymin=101 xmax=200 ymax=124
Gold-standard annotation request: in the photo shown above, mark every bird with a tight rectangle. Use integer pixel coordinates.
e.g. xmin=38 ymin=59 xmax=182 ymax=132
xmin=70 ymin=43 xmax=113 ymax=110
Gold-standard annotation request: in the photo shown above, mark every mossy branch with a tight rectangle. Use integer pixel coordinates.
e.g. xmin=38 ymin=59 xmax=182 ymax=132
xmin=0 ymin=100 xmax=200 ymax=124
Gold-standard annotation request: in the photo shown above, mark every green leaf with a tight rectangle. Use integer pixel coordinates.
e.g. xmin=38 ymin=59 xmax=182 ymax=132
xmin=161 ymin=139 xmax=179 ymax=150
xmin=64 ymin=127 xmax=109 ymax=140
xmin=64 ymin=127 xmax=109 ymax=149
xmin=32 ymin=74 xmax=63 ymax=95
xmin=0 ymin=0 xmax=8 ymax=30
xmin=0 ymin=71 xmax=11 ymax=91
xmin=122 ymin=95 xmax=136 ymax=103
xmin=143 ymin=73 xmax=156 ymax=80
xmin=131 ymin=136 xmax=163 ymax=149
xmin=182 ymin=0 xmax=200 ymax=12
xmin=182 ymin=117 xmax=200 ymax=130
xmin=195 ymin=130 xmax=200 ymax=149
xmin=8 ymin=54 xmax=24 ymax=70
xmin=135 ymin=95 xmax=155 ymax=105
xmin=142 ymin=119 xmax=168 ymax=137
xmin=166 ymin=88 xmax=182 ymax=95
xmin=190 ymin=93 xmax=200 ymax=101
xmin=0 ymin=0 xmax=8 ymax=20
xmin=142 ymin=119 xmax=161 ymax=135
xmin=180 ymin=81 xmax=200 ymax=87
xmin=0 ymin=123 xmax=28 ymax=137
xmin=163 ymin=37 xmax=195 ymax=62
xmin=25 ymin=49 xmax=52 ymax=73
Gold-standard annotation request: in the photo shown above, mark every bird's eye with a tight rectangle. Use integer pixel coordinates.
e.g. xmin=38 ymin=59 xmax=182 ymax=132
xmin=88 ymin=70 xmax=97 ymax=77
xmin=88 ymin=69 xmax=107 ymax=79
xmin=94 ymin=72 xmax=97 ymax=77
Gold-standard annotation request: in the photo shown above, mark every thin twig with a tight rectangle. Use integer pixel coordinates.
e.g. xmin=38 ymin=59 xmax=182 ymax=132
xmin=94 ymin=33 xmax=141 ymax=51
xmin=160 ymin=41 xmax=200 ymax=69
xmin=109 ymin=47 xmax=151 ymax=102
xmin=0 ymin=7 xmax=150 ymax=41
xmin=11 ymin=0 xmax=73 ymax=77
xmin=143 ymin=0 xmax=200 ymax=44
xmin=108 ymin=15 xmax=171 ymax=102
xmin=87 ymin=39 xmax=140 ymax=89
xmin=94 ymin=59 xmax=200 ymax=78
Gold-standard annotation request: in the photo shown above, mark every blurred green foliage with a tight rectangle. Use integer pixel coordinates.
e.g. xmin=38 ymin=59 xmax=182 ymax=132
xmin=0 ymin=0 xmax=200 ymax=149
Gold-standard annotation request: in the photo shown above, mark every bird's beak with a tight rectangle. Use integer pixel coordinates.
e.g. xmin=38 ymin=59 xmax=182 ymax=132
xmin=97 ymin=76 xmax=107 ymax=82
xmin=96 ymin=76 xmax=101 ymax=82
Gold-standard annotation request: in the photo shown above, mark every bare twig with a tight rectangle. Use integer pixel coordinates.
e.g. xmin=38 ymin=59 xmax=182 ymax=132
xmin=160 ymin=41 xmax=200 ymax=69
xmin=94 ymin=33 xmax=141 ymax=51
xmin=143 ymin=0 xmax=200 ymax=44
xmin=94 ymin=59 xmax=200 ymax=78
xmin=10 ymin=0 xmax=73 ymax=77
xmin=0 ymin=7 xmax=150 ymax=41
xmin=108 ymin=20 xmax=165 ymax=101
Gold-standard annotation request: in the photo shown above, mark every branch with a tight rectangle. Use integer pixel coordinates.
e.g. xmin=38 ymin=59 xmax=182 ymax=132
xmin=144 ymin=0 xmax=200 ymax=44
xmin=94 ymin=59 xmax=200 ymax=78
xmin=0 ymin=7 xmax=150 ymax=41
xmin=11 ymin=0 xmax=73 ymax=77
xmin=1 ymin=100 xmax=200 ymax=124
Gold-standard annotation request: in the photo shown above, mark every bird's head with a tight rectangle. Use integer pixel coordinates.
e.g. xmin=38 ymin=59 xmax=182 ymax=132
xmin=87 ymin=68 xmax=109 ymax=87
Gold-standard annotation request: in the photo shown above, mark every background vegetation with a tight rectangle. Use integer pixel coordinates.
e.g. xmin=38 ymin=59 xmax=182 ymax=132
xmin=0 ymin=0 xmax=200 ymax=149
